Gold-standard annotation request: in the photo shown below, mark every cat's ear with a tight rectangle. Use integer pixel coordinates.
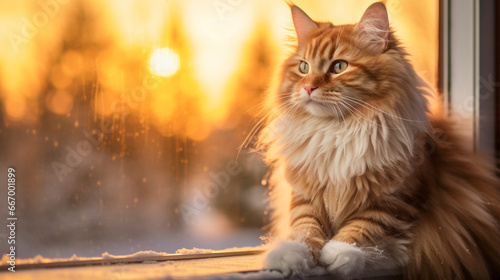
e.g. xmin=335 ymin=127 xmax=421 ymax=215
xmin=290 ymin=5 xmax=317 ymax=45
xmin=355 ymin=2 xmax=389 ymax=53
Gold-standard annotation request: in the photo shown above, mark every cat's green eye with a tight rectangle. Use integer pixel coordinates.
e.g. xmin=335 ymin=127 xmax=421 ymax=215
xmin=299 ymin=61 xmax=309 ymax=74
xmin=331 ymin=60 xmax=348 ymax=74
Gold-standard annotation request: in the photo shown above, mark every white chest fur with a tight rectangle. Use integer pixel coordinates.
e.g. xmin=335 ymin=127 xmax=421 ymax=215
xmin=265 ymin=113 xmax=416 ymax=189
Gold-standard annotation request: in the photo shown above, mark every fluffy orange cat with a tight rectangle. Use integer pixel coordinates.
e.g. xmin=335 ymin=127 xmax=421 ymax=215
xmin=258 ymin=2 xmax=500 ymax=279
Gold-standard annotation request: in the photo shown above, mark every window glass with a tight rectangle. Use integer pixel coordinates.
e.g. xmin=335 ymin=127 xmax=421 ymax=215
xmin=0 ymin=0 xmax=438 ymax=259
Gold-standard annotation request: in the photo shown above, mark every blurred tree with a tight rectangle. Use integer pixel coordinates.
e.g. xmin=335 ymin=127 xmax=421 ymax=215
xmin=209 ymin=20 xmax=279 ymax=229
xmin=149 ymin=2 xmax=209 ymax=229
xmin=26 ymin=0 xmax=117 ymax=253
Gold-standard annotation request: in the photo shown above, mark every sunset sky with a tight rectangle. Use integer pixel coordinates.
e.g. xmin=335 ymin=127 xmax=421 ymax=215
xmin=0 ymin=0 xmax=438 ymax=136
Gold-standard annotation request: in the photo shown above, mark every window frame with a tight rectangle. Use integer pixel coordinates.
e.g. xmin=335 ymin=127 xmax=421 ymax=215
xmin=440 ymin=0 xmax=497 ymax=156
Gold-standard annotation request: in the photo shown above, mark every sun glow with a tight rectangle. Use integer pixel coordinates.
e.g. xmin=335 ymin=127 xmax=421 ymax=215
xmin=149 ymin=48 xmax=180 ymax=77
xmin=0 ymin=0 xmax=440 ymax=261
xmin=0 ymin=0 xmax=438 ymax=130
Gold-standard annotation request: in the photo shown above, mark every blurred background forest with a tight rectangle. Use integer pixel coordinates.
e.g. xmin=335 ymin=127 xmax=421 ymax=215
xmin=0 ymin=0 xmax=437 ymax=258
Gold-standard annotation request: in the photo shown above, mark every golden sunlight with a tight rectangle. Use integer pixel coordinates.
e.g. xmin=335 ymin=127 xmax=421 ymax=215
xmin=149 ymin=47 xmax=180 ymax=77
xmin=0 ymin=0 xmax=441 ymax=264
xmin=0 ymin=0 xmax=438 ymax=127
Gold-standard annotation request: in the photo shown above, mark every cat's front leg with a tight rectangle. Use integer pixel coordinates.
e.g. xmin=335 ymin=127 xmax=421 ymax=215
xmin=319 ymin=212 xmax=407 ymax=278
xmin=264 ymin=193 xmax=330 ymax=277
xmin=319 ymin=240 xmax=367 ymax=278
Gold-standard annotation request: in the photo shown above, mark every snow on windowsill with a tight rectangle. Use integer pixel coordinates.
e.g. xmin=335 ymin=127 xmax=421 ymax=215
xmin=1 ymin=246 xmax=402 ymax=280
xmin=1 ymin=246 xmax=266 ymax=267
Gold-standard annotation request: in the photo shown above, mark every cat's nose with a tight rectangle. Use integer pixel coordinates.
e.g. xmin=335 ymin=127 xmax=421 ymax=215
xmin=304 ymin=86 xmax=317 ymax=95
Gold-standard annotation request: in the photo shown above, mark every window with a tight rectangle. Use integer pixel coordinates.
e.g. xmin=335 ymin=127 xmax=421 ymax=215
xmin=441 ymin=0 xmax=498 ymax=158
xmin=1 ymin=0 xmax=497 ymax=278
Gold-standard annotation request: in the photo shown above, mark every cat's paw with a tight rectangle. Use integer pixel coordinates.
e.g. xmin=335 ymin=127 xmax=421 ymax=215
xmin=319 ymin=241 xmax=365 ymax=278
xmin=264 ymin=240 xmax=314 ymax=277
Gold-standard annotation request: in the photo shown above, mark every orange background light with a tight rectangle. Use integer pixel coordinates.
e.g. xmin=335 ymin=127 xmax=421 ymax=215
xmin=0 ymin=0 xmax=438 ymax=259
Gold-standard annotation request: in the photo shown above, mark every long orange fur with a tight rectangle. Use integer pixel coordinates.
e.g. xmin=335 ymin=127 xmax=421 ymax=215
xmin=258 ymin=2 xmax=500 ymax=279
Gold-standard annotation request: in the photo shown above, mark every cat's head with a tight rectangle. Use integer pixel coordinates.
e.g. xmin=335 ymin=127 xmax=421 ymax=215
xmin=278 ymin=2 xmax=414 ymax=119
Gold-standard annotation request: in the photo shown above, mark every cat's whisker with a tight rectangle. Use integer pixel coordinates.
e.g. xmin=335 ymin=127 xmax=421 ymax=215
xmin=327 ymin=103 xmax=344 ymax=124
xmin=332 ymin=104 xmax=341 ymax=120
xmin=238 ymin=96 xmax=297 ymax=157
xmin=324 ymin=102 xmax=339 ymax=120
xmin=340 ymin=100 xmax=381 ymax=130
xmin=343 ymin=95 xmax=426 ymax=124
xmin=238 ymin=101 xmax=291 ymax=158
xmin=238 ymin=117 xmax=267 ymax=158
xmin=332 ymin=102 xmax=347 ymax=129
xmin=285 ymin=103 xmax=301 ymax=122
xmin=342 ymin=99 xmax=414 ymax=131
xmin=339 ymin=100 xmax=369 ymax=132
xmin=245 ymin=94 xmax=292 ymax=121
xmin=341 ymin=100 xmax=381 ymax=128
xmin=338 ymin=105 xmax=348 ymax=143
xmin=247 ymin=95 xmax=291 ymax=120
xmin=243 ymin=100 xmax=267 ymax=117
